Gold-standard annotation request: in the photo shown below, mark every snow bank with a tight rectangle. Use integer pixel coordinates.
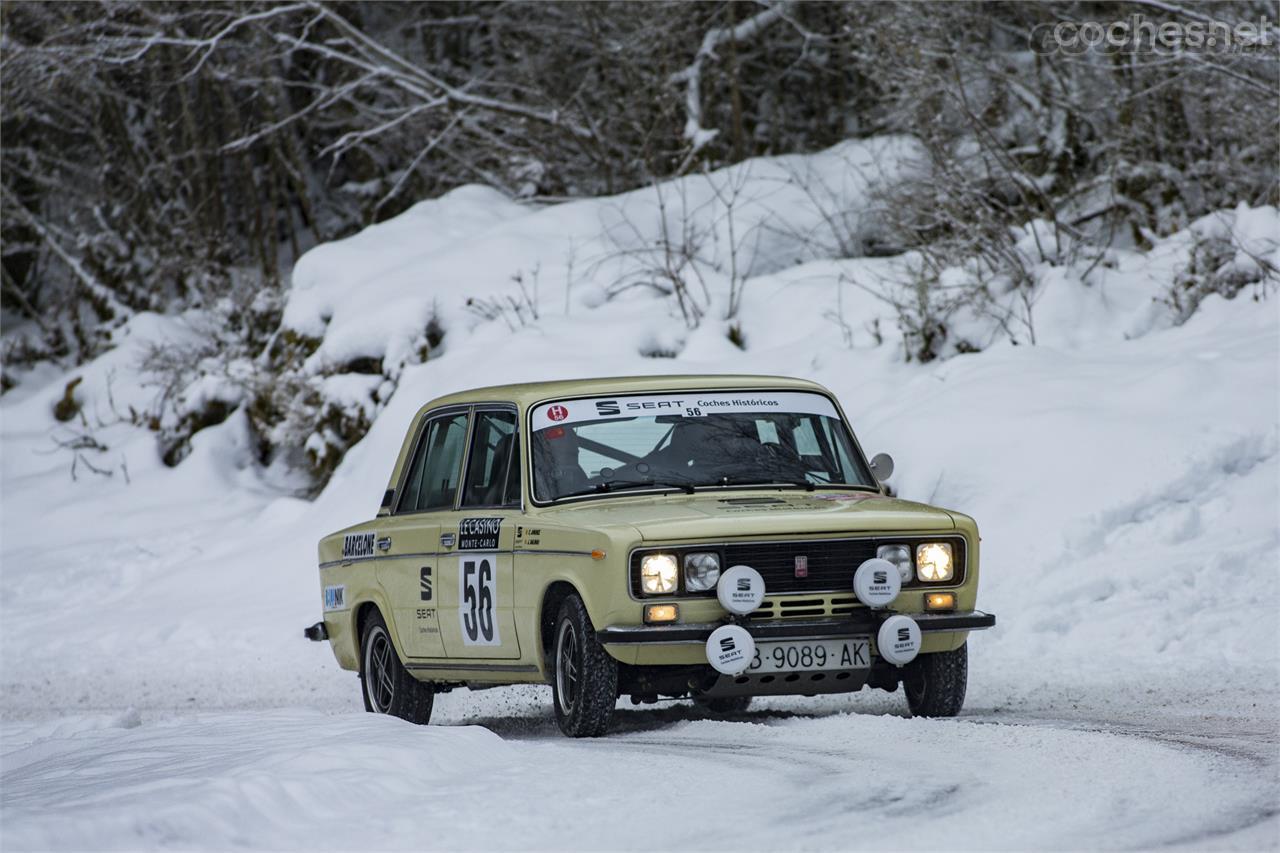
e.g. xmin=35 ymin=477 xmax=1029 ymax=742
xmin=280 ymin=136 xmax=923 ymax=379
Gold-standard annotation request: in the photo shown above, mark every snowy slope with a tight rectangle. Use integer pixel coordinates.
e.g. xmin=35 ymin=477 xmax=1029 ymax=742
xmin=2 ymin=141 xmax=1277 ymax=851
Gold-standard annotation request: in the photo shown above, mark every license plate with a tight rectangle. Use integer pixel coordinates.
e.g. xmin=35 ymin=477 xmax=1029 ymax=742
xmin=747 ymin=637 xmax=870 ymax=673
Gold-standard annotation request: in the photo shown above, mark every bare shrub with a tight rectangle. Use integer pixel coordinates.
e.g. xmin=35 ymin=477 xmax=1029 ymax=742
xmin=597 ymin=179 xmax=714 ymax=329
xmin=465 ymin=268 xmax=541 ymax=331
xmin=1165 ymin=229 xmax=1279 ymax=324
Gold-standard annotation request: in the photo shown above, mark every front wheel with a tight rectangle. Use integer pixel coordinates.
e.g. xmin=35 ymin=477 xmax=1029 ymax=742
xmin=903 ymin=643 xmax=967 ymax=718
xmin=552 ymin=595 xmax=617 ymax=737
xmin=361 ymin=611 xmax=434 ymax=725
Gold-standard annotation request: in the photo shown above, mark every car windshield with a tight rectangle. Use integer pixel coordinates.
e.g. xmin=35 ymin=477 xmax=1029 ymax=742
xmin=529 ymin=391 xmax=876 ymax=502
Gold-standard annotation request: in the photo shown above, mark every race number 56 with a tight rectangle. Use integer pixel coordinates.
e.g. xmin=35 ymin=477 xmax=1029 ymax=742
xmin=458 ymin=555 xmax=499 ymax=645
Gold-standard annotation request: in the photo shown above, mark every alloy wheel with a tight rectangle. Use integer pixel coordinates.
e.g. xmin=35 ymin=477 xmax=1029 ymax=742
xmin=364 ymin=626 xmax=396 ymax=713
xmin=555 ymin=619 xmax=580 ymax=715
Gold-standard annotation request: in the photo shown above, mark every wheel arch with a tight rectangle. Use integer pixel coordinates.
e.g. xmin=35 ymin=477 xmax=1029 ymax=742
xmin=538 ymin=580 xmax=581 ymax=672
xmin=352 ymin=599 xmax=400 ymax=672
xmin=355 ymin=600 xmax=382 ymax=638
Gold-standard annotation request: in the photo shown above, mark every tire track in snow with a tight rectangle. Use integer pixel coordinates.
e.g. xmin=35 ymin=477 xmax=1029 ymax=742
xmin=519 ymin=704 xmax=1278 ymax=851
xmin=959 ymin=709 xmax=1280 ymax=849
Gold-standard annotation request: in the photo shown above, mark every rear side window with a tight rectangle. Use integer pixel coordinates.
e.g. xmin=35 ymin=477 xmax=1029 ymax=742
xmin=462 ymin=410 xmax=519 ymax=507
xmin=399 ymin=412 xmax=468 ymax=512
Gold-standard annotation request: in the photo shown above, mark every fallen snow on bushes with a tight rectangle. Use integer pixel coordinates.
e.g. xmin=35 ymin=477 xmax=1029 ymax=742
xmin=283 ymin=136 xmax=921 ymax=378
xmin=1 ymin=141 xmax=1278 ymax=850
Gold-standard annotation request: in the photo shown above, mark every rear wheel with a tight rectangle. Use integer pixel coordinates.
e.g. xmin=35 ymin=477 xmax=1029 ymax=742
xmin=361 ymin=611 xmax=434 ymax=725
xmin=552 ymin=595 xmax=617 ymax=737
xmin=903 ymin=643 xmax=967 ymax=718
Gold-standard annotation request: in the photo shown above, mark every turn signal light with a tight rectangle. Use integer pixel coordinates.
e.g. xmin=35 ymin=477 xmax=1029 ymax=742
xmin=924 ymin=592 xmax=956 ymax=611
xmin=591 ymin=549 xmax=607 ymax=560
xmin=644 ymin=604 xmax=679 ymax=624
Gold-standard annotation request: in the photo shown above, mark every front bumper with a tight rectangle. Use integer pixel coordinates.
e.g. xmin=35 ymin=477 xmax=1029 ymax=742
xmin=597 ymin=610 xmax=995 ymax=645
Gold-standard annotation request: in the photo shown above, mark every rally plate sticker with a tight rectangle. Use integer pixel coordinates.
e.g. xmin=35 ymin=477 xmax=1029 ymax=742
xmin=458 ymin=517 xmax=502 ymax=551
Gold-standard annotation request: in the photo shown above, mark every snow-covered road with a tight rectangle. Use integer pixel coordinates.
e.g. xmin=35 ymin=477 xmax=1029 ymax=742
xmin=3 ymin=678 xmax=1276 ymax=851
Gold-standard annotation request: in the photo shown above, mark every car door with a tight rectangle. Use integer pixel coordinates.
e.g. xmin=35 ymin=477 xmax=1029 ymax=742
xmin=438 ymin=406 xmax=523 ymax=660
xmin=377 ymin=407 xmax=470 ymax=659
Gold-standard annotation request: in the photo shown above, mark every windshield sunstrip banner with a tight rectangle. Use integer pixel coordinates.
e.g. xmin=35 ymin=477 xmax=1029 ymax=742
xmin=531 ymin=392 xmax=839 ymax=431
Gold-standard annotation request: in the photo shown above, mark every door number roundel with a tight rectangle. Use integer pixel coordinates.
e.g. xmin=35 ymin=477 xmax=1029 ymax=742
xmin=459 ymin=555 xmax=499 ymax=645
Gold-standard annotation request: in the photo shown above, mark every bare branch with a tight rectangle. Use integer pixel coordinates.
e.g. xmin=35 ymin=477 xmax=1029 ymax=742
xmin=670 ymin=2 xmax=793 ymax=161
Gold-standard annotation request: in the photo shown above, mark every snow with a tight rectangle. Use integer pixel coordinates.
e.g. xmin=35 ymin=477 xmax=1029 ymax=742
xmin=318 ymin=374 xmax=382 ymax=419
xmin=280 ymin=136 xmax=923 ymax=380
xmin=1 ymin=707 xmax=1268 ymax=852
xmin=2 ymin=141 xmax=1277 ymax=850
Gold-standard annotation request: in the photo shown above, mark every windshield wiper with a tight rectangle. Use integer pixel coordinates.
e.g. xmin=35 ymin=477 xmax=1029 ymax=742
xmin=558 ymin=480 xmax=697 ymax=499
xmin=719 ymin=477 xmax=816 ymax=491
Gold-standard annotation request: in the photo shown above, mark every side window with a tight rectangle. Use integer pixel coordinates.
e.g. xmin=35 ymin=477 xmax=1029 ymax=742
xmin=399 ymin=412 xmax=468 ymax=512
xmin=462 ymin=410 xmax=519 ymax=507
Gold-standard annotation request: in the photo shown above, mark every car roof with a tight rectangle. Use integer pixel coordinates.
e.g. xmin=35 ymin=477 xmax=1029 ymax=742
xmin=415 ymin=374 xmax=832 ymax=414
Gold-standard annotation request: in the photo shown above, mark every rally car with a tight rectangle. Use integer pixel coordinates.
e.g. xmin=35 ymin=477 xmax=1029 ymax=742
xmin=306 ymin=375 xmax=995 ymax=737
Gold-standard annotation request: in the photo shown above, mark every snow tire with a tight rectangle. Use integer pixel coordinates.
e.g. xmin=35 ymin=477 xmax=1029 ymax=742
xmin=360 ymin=611 xmax=434 ymax=725
xmin=904 ymin=642 xmax=967 ymax=718
xmin=552 ymin=594 xmax=617 ymax=737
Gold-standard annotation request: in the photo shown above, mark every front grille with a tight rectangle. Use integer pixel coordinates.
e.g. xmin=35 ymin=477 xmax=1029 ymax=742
xmin=724 ymin=536 xmax=966 ymax=594
xmin=726 ymin=539 xmax=877 ymax=593
xmin=750 ymin=595 xmax=861 ymax=620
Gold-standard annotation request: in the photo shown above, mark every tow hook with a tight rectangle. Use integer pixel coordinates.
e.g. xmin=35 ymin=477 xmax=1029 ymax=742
xmin=303 ymin=621 xmax=328 ymax=642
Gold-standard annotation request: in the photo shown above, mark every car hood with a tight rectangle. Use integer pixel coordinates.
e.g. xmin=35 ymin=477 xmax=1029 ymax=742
xmin=535 ymin=490 xmax=956 ymax=541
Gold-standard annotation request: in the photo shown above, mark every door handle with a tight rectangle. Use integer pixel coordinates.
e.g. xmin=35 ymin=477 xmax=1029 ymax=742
xmin=440 ymin=533 xmax=456 ymax=549
xmin=376 ymin=537 xmax=392 ymax=551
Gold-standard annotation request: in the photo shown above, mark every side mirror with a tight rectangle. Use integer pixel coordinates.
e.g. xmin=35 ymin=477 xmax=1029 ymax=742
xmin=869 ymin=452 xmax=894 ymax=482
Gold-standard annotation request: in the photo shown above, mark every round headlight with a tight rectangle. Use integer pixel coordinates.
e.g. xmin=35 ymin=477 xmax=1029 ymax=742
xmin=916 ymin=542 xmax=954 ymax=582
xmin=684 ymin=552 xmax=721 ymax=591
xmin=876 ymin=544 xmax=913 ymax=584
xmin=640 ymin=553 xmax=679 ymax=594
